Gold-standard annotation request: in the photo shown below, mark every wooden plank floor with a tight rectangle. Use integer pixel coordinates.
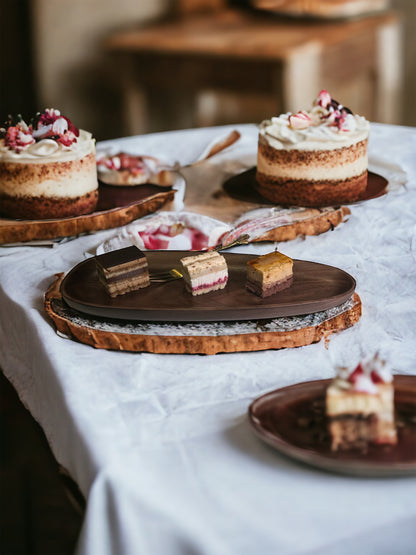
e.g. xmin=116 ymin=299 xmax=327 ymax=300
xmin=0 ymin=372 xmax=83 ymax=555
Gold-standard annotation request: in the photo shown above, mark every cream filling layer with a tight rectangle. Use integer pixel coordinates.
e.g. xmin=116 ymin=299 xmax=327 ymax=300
xmin=0 ymin=170 xmax=97 ymax=198
xmin=257 ymin=153 xmax=368 ymax=181
xmin=326 ymin=384 xmax=394 ymax=416
xmin=185 ymin=270 xmax=227 ymax=289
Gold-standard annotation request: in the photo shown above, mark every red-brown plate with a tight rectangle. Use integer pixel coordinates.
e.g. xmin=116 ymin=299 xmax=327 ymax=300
xmin=223 ymin=167 xmax=388 ymax=207
xmin=61 ymin=251 xmax=356 ymax=322
xmin=249 ymin=376 xmax=416 ymax=476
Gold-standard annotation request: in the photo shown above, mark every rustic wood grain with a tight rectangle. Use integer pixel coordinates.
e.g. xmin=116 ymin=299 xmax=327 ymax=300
xmin=45 ymin=274 xmax=361 ymax=355
xmin=0 ymin=190 xmax=174 ymax=245
xmin=253 ymin=207 xmax=351 ymax=243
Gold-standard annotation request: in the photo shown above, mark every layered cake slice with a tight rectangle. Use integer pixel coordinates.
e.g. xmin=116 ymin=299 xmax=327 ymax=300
xmin=179 ymin=251 xmax=228 ymax=296
xmin=256 ymin=90 xmax=370 ymax=206
xmin=95 ymin=246 xmax=150 ymax=297
xmin=326 ymin=354 xmax=397 ymax=451
xmin=246 ymin=251 xmax=293 ymax=298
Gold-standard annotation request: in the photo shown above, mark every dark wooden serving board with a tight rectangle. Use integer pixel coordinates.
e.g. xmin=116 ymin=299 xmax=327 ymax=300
xmin=0 ymin=183 xmax=174 ymax=245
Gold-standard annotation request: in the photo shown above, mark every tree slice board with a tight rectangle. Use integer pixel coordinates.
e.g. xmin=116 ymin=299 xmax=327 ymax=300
xmin=229 ymin=206 xmax=351 ymax=244
xmin=0 ymin=185 xmax=174 ymax=245
xmin=44 ymin=274 xmax=362 ymax=355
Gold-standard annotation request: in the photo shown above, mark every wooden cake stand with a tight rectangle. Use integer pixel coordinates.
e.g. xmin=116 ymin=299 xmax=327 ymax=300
xmin=45 ymin=274 xmax=362 ymax=355
xmin=0 ymin=185 xmax=174 ymax=245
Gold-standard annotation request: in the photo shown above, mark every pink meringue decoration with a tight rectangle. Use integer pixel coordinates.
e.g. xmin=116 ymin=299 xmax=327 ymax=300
xmin=4 ymin=121 xmax=35 ymax=152
xmin=288 ymin=111 xmax=312 ymax=130
xmin=316 ymin=89 xmax=332 ymax=108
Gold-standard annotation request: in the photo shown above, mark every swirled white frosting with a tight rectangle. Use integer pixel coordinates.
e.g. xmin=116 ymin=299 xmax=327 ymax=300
xmin=0 ymin=129 xmax=95 ymax=163
xmin=260 ymin=107 xmax=369 ymax=151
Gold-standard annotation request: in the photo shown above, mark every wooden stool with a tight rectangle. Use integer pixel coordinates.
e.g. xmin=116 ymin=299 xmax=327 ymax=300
xmin=105 ymin=8 xmax=402 ymax=134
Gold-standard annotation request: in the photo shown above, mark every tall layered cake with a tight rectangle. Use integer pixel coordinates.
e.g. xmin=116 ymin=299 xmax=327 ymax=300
xmin=0 ymin=109 xmax=98 ymax=219
xmin=256 ymin=90 xmax=370 ymax=207
xmin=180 ymin=251 xmax=228 ymax=296
xmin=326 ymin=354 xmax=397 ymax=451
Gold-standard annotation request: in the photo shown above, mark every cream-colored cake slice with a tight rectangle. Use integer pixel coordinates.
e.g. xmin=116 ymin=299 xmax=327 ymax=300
xmin=326 ymin=353 xmax=397 ymax=451
xmin=180 ymin=251 xmax=228 ymax=296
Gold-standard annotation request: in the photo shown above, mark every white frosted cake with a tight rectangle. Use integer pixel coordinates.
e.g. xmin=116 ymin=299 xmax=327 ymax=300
xmin=0 ymin=109 xmax=98 ymax=219
xmin=256 ymin=90 xmax=370 ymax=206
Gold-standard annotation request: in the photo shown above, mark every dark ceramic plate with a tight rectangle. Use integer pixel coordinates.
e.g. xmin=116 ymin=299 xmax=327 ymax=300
xmin=61 ymin=251 xmax=356 ymax=322
xmin=223 ymin=168 xmax=388 ymax=207
xmin=96 ymin=181 xmax=172 ymax=211
xmin=249 ymin=376 xmax=416 ymax=476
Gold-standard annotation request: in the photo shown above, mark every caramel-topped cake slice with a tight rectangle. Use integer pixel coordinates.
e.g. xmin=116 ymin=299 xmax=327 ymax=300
xmin=95 ymin=245 xmax=150 ymax=298
xmin=180 ymin=251 xmax=228 ymax=296
xmin=246 ymin=251 xmax=293 ymax=298
xmin=326 ymin=353 xmax=397 ymax=451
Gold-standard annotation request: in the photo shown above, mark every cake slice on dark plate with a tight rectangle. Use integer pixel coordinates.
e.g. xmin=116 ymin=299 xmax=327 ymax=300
xmin=95 ymin=245 xmax=150 ymax=298
xmin=326 ymin=353 xmax=397 ymax=451
xmin=179 ymin=251 xmax=228 ymax=296
xmin=246 ymin=251 xmax=293 ymax=298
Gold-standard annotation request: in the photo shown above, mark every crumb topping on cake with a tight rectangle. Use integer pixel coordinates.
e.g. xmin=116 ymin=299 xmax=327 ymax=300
xmin=259 ymin=90 xmax=369 ymax=151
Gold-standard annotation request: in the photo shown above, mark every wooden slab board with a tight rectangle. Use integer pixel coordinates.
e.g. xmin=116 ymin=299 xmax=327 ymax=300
xmin=44 ymin=274 xmax=362 ymax=355
xmin=0 ymin=186 xmax=174 ymax=245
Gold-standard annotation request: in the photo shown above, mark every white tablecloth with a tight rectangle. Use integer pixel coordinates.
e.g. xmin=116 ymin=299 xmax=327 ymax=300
xmin=1 ymin=123 xmax=415 ymax=555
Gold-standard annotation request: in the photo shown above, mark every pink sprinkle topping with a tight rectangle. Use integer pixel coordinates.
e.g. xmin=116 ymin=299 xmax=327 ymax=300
xmin=3 ymin=122 xmax=35 ymax=152
xmin=288 ymin=111 xmax=312 ymax=130
xmin=33 ymin=109 xmax=79 ymax=146
xmin=1 ymin=109 xmax=80 ymax=152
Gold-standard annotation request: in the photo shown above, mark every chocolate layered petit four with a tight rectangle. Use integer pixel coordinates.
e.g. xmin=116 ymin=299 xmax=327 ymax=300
xmin=246 ymin=251 xmax=293 ymax=298
xmin=256 ymin=90 xmax=370 ymax=206
xmin=179 ymin=251 xmax=228 ymax=296
xmin=0 ymin=109 xmax=98 ymax=220
xmin=95 ymin=246 xmax=150 ymax=298
xmin=326 ymin=353 xmax=397 ymax=451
